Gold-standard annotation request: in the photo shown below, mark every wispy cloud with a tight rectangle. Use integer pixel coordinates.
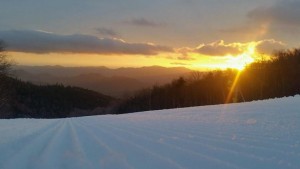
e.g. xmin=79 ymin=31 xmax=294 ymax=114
xmin=219 ymin=23 xmax=269 ymax=38
xmin=248 ymin=1 xmax=300 ymax=26
xmin=176 ymin=55 xmax=195 ymax=61
xmin=95 ymin=27 xmax=120 ymax=38
xmin=124 ymin=18 xmax=162 ymax=27
xmin=0 ymin=30 xmax=173 ymax=55
xmin=220 ymin=0 xmax=300 ymax=42
xmin=171 ymin=62 xmax=191 ymax=66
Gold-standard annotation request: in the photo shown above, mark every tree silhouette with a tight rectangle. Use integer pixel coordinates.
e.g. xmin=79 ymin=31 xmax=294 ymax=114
xmin=116 ymin=48 xmax=300 ymax=114
xmin=0 ymin=41 xmax=12 ymax=110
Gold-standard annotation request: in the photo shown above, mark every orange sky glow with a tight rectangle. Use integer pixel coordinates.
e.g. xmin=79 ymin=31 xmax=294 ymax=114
xmin=9 ymin=40 xmax=275 ymax=71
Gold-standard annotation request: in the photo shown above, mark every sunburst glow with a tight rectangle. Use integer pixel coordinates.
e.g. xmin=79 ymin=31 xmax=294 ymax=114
xmin=190 ymin=42 xmax=257 ymax=71
xmin=226 ymin=43 xmax=256 ymax=70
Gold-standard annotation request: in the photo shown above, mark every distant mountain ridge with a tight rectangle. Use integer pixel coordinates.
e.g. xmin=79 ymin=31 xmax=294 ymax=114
xmin=13 ymin=65 xmax=191 ymax=77
xmin=12 ymin=65 xmax=192 ymax=97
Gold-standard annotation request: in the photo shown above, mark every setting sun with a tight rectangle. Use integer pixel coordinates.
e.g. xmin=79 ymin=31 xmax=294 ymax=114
xmin=226 ymin=43 xmax=256 ymax=70
xmin=189 ymin=42 xmax=257 ymax=71
xmin=226 ymin=55 xmax=254 ymax=70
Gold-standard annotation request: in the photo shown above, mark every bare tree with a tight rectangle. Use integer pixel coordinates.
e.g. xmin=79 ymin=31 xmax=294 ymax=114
xmin=0 ymin=41 xmax=12 ymax=109
xmin=0 ymin=41 xmax=11 ymax=77
xmin=188 ymin=71 xmax=203 ymax=82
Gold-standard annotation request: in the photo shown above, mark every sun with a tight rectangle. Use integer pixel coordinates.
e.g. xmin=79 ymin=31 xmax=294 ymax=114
xmin=226 ymin=43 xmax=256 ymax=70
xmin=188 ymin=42 xmax=258 ymax=71
xmin=227 ymin=54 xmax=254 ymax=70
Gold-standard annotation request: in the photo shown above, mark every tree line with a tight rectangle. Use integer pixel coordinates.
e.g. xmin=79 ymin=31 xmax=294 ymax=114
xmin=0 ymin=41 xmax=115 ymax=118
xmin=0 ymin=76 xmax=115 ymax=118
xmin=116 ymin=48 xmax=300 ymax=114
xmin=0 ymin=41 xmax=11 ymax=112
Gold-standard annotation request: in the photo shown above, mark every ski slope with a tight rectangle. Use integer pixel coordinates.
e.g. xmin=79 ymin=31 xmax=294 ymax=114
xmin=0 ymin=96 xmax=300 ymax=169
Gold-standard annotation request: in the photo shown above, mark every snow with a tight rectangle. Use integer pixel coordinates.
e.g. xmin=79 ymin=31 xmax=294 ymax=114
xmin=1 ymin=96 xmax=300 ymax=169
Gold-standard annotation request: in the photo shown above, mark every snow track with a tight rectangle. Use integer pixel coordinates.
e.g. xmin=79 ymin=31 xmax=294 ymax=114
xmin=1 ymin=96 xmax=300 ymax=169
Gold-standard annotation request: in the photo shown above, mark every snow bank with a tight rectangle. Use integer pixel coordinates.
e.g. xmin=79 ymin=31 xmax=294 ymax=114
xmin=0 ymin=96 xmax=300 ymax=169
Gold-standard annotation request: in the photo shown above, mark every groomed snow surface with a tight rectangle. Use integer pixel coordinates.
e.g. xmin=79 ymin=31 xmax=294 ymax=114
xmin=1 ymin=96 xmax=300 ymax=169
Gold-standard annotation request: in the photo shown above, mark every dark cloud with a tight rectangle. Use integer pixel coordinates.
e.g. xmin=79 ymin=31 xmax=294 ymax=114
xmin=194 ymin=40 xmax=243 ymax=56
xmin=124 ymin=18 xmax=161 ymax=27
xmin=0 ymin=30 xmax=172 ymax=55
xmin=256 ymin=39 xmax=286 ymax=55
xmin=95 ymin=27 xmax=120 ymax=38
xmin=248 ymin=1 xmax=300 ymax=26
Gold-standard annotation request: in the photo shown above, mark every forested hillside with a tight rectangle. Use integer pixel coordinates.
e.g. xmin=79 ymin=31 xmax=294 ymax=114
xmin=0 ymin=76 xmax=115 ymax=118
xmin=117 ymin=48 xmax=300 ymax=114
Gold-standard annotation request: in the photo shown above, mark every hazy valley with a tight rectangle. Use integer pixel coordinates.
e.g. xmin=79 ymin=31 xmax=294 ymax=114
xmin=13 ymin=65 xmax=192 ymax=97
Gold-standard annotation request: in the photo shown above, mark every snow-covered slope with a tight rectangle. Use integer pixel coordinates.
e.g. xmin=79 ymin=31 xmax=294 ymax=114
xmin=1 ymin=96 xmax=300 ymax=169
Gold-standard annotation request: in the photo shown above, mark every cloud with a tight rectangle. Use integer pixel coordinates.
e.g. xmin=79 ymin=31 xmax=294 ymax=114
xmin=124 ymin=18 xmax=162 ymax=27
xmin=219 ymin=23 xmax=269 ymax=38
xmin=170 ymin=62 xmax=191 ymax=66
xmin=95 ymin=27 xmax=120 ymax=38
xmin=0 ymin=30 xmax=172 ymax=55
xmin=248 ymin=0 xmax=300 ymax=26
xmin=174 ymin=47 xmax=195 ymax=60
xmin=176 ymin=55 xmax=195 ymax=60
xmin=255 ymin=39 xmax=286 ymax=55
xmin=194 ymin=40 xmax=244 ymax=56
xmin=174 ymin=39 xmax=286 ymax=58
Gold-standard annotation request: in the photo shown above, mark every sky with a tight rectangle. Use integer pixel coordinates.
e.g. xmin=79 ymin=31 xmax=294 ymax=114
xmin=0 ymin=0 xmax=299 ymax=70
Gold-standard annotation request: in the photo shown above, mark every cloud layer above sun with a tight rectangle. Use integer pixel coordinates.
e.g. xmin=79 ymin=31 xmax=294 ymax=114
xmin=0 ymin=29 xmax=286 ymax=59
xmin=195 ymin=41 xmax=244 ymax=56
